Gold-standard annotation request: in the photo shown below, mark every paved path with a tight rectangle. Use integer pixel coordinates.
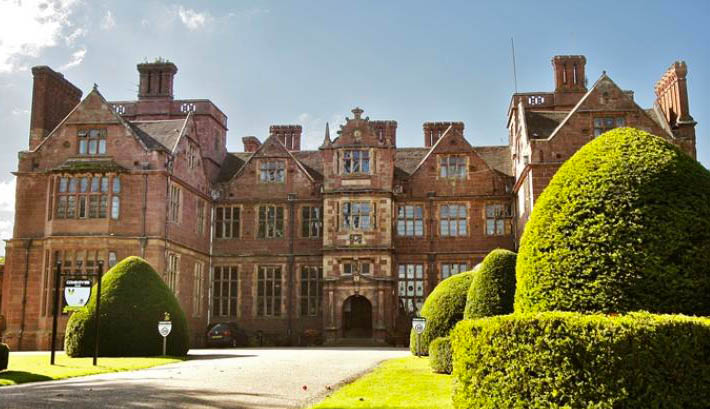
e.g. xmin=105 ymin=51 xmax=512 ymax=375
xmin=0 ymin=347 xmax=409 ymax=409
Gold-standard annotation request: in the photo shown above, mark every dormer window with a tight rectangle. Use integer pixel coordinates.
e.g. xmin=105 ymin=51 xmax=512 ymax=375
xmin=259 ymin=160 xmax=285 ymax=183
xmin=78 ymin=129 xmax=106 ymax=155
xmin=440 ymin=155 xmax=467 ymax=178
xmin=343 ymin=150 xmax=370 ymax=174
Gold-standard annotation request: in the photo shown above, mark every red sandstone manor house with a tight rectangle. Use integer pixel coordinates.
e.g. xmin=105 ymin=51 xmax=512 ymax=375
xmin=0 ymin=55 xmax=697 ymax=349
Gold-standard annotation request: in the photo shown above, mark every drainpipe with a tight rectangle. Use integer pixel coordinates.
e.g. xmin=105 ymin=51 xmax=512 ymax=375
xmin=287 ymin=193 xmax=296 ymax=345
xmin=18 ymin=238 xmax=33 ymax=348
xmin=141 ymin=171 xmax=149 ymax=258
xmin=206 ymin=193 xmax=217 ymax=329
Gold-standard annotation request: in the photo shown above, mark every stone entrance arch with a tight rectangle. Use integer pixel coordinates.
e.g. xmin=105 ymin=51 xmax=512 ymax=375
xmin=342 ymin=295 xmax=372 ymax=338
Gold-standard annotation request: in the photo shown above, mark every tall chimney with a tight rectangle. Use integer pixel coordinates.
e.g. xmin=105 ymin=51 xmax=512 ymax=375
xmin=269 ymin=125 xmax=302 ymax=151
xmin=137 ymin=60 xmax=178 ymax=100
xmin=29 ymin=66 xmax=82 ymax=150
xmin=552 ymin=55 xmax=587 ymax=93
xmin=423 ymin=122 xmax=464 ymax=148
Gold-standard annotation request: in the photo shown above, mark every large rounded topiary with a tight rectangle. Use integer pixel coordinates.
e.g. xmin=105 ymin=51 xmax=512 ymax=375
xmin=410 ymin=268 xmax=476 ymax=355
xmin=464 ymin=249 xmax=516 ymax=319
xmin=516 ymin=128 xmax=710 ymax=314
xmin=65 ymin=256 xmax=189 ymax=357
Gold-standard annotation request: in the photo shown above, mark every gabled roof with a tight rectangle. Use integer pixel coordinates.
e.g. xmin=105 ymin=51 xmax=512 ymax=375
xmin=546 ymin=73 xmax=675 ymax=140
xmin=394 ymin=148 xmax=429 ymax=178
xmin=223 ymin=134 xmax=318 ymax=183
xmin=525 ymin=111 xmax=568 ymax=139
xmin=474 ymin=146 xmax=512 ymax=176
xmin=216 ymin=152 xmax=251 ymax=183
xmin=129 ymin=118 xmax=188 ymax=153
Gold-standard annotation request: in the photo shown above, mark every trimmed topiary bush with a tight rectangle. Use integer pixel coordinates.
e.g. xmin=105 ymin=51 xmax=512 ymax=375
xmin=451 ymin=312 xmax=710 ymax=409
xmin=65 ymin=256 xmax=189 ymax=357
xmin=0 ymin=343 xmax=8 ymax=371
xmin=464 ymin=249 xmax=516 ymax=319
xmin=428 ymin=336 xmax=452 ymax=374
xmin=410 ymin=269 xmax=476 ymax=355
xmin=516 ymin=128 xmax=710 ymax=314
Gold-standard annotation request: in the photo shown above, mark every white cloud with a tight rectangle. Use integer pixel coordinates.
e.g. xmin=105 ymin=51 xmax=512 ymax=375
xmin=64 ymin=27 xmax=86 ymax=45
xmin=0 ymin=0 xmax=82 ymax=73
xmin=11 ymin=108 xmax=29 ymax=116
xmin=178 ymin=5 xmax=211 ymax=30
xmin=0 ymin=178 xmax=15 ymax=213
xmin=0 ymin=178 xmax=16 ymax=254
xmin=297 ymin=113 xmax=344 ymax=150
xmin=101 ymin=10 xmax=116 ymax=30
xmin=59 ymin=47 xmax=86 ymax=70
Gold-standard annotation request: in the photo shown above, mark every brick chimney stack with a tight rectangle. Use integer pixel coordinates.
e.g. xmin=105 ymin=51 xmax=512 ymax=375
xmin=423 ymin=122 xmax=464 ymax=147
xmin=29 ymin=66 xmax=82 ymax=150
xmin=552 ymin=55 xmax=587 ymax=93
xmin=137 ymin=60 xmax=178 ymax=100
xmin=270 ymin=125 xmax=302 ymax=151
xmin=242 ymin=136 xmax=261 ymax=152
xmin=655 ymin=61 xmax=695 ymax=132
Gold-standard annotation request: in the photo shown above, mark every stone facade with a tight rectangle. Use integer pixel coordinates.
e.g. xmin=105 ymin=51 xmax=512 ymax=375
xmin=0 ymin=55 xmax=697 ymax=349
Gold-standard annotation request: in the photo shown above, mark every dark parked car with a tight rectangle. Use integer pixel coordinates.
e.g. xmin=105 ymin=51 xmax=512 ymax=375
xmin=205 ymin=322 xmax=249 ymax=348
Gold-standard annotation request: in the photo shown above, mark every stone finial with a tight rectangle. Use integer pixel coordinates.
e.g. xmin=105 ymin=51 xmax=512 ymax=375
xmin=352 ymin=107 xmax=364 ymax=119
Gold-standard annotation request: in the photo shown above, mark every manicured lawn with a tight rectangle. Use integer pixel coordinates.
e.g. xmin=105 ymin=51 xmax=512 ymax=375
xmin=0 ymin=352 xmax=184 ymax=386
xmin=309 ymin=356 xmax=453 ymax=409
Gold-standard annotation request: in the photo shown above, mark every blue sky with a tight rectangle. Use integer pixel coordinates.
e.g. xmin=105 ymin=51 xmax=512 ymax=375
xmin=0 ymin=0 xmax=708 ymax=254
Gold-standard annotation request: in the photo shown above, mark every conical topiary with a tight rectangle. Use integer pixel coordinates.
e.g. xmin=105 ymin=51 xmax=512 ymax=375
xmin=65 ymin=256 xmax=189 ymax=357
xmin=515 ymin=128 xmax=710 ymax=315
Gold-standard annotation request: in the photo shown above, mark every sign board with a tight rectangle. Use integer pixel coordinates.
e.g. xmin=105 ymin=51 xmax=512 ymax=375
xmin=64 ymin=279 xmax=92 ymax=307
xmin=412 ymin=317 xmax=426 ymax=334
xmin=158 ymin=321 xmax=172 ymax=337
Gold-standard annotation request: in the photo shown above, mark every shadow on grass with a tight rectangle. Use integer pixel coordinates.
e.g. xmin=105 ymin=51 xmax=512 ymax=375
xmin=0 ymin=371 xmax=53 ymax=385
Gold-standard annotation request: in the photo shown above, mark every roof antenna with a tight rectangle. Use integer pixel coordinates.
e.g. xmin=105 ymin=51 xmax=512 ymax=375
xmin=511 ymin=37 xmax=518 ymax=93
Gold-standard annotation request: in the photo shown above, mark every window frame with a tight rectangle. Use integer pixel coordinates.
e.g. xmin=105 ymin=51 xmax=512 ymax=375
xmin=213 ymin=266 xmax=239 ymax=317
xmin=342 ymin=201 xmax=373 ymax=231
xmin=257 ymin=205 xmax=285 ymax=238
xmin=342 ymin=260 xmax=371 ymax=276
xmin=77 ymin=128 xmax=107 ymax=156
xmin=192 ymin=262 xmax=204 ymax=317
xmin=169 ymin=184 xmax=181 ymax=223
xmin=301 ymin=205 xmax=323 ymax=238
xmin=396 ymin=204 xmax=424 ymax=237
xmin=259 ymin=159 xmax=286 ymax=183
xmin=167 ymin=253 xmax=180 ymax=294
xmin=341 ymin=149 xmax=371 ymax=175
xmin=485 ymin=203 xmax=513 ymax=236
xmin=593 ymin=116 xmax=626 ymax=137
xmin=215 ymin=206 xmax=240 ymax=239
xmin=439 ymin=203 xmax=468 ymax=237
xmin=439 ymin=155 xmax=467 ymax=179
xmin=397 ymin=264 xmax=425 ymax=314
xmin=257 ymin=266 xmax=282 ymax=317
xmin=54 ymin=175 xmax=118 ymax=221
xmin=441 ymin=263 xmax=468 ymax=280
xmin=300 ymin=265 xmax=323 ymax=316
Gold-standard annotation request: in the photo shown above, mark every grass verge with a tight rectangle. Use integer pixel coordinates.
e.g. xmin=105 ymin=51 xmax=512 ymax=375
xmin=0 ymin=353 xmax=184 ymax=386
xmin=309 ymin=356 xmax=453 ymax=409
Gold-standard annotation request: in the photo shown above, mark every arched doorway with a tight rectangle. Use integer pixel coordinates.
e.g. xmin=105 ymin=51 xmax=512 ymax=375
xmin=342 ymin=295 xmax=372 ymax=338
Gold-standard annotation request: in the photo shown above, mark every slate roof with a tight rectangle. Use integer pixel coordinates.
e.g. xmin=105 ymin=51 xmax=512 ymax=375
xmin=217 ymin=144 xmax=513 ymax=183
xmin=129 ymin=119 xmax=186 ymax=152
xmin=394 ymin=148 xmax=429 ymax=178
xmin=525 ymin=111 xmax=568 ymax=139
xmin=51 ymin=157 xmax=128 ymax=173
xmin=474 ymin=146 xmax=513 ymax=176
xmin=217 ymin=152 xmax=251 ymax=182
xmin=292 ymin=151 xmax=324 ymax=181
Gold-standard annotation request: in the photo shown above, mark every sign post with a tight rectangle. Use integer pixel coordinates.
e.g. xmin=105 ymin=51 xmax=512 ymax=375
xmin=50 ymin=259 xmax=105 ymax=366
xmin=412 ymin=317 xmax=426 ymax=358
xmin=158 ymin=313 xmax=172 ymax=356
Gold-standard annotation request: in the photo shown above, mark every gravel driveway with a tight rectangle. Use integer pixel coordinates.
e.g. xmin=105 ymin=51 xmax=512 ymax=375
xmin=0 ymin=347 xmax=409 ymax=409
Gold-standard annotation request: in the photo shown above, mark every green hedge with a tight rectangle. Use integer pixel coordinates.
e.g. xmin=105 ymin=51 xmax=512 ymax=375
xmin=516 ymin=128 xmax=710 ymax=314
xmin=451 ymin=312 xmax=710 ymax=409
xmin=0 ymin=343 xmax=8 ymax=371
xmin=65 ymin=256 xmax=189 ymax=357
xmin=464 ymin=249 xmax=516 ymax=319
xmin=429 ymin=336 xmax=452 ymax=374
xmin=409 ymin=269 xmax=476 ymax=355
